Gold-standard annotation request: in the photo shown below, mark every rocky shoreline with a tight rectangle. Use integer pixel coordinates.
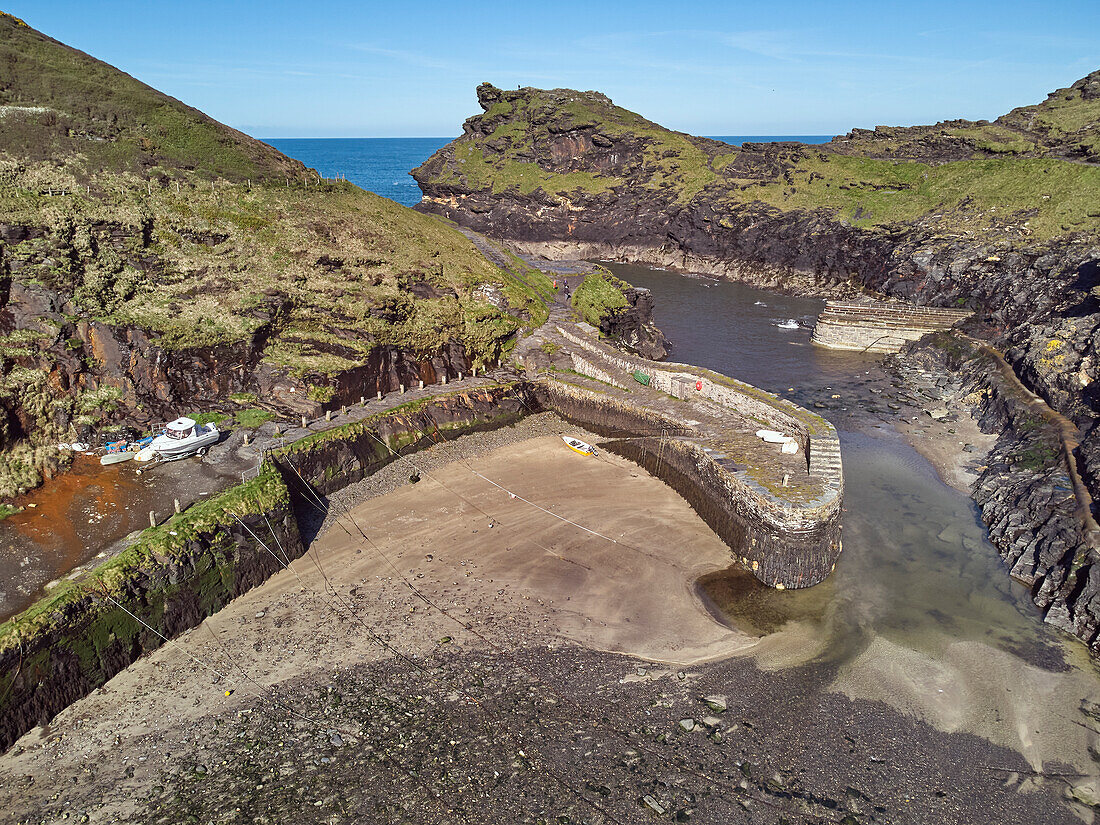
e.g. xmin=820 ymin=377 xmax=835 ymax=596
xmin=411 ymin=79 xmax=1100 ymax=653
xmin=890 ymin=335 xmax=1100 ymax=647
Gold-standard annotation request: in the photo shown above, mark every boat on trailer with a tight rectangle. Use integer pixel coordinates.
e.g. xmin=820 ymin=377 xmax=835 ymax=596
xmin=562 ymin=436 xmax=597 ymax=457
xmin=135 ymin=417 xmax=220 ymax=469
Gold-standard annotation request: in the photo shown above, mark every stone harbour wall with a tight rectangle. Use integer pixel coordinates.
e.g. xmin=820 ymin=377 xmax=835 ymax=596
xmin=274 ymin=386 xmax=534 ymax=498
xmin=812 ymin=300 xmax=973 ymax=354
xmin=0 ymin=465 xmax=301 ymax=752
xmin=535 ymin=378 xmax=843 ymax=589
xmin=555 ymin=326 xmax=844 ymax=497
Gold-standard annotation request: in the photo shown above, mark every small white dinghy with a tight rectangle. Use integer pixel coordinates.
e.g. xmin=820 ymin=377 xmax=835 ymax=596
xmin=562 ymin=436 xmax=597 ymax=457
xmin=755 ymin=429 xmax=799 ymax=454
xmin=755 ymin=429 xmax=791 ymax=444
xmin=100 ymin=452 xmax=134 ymax=466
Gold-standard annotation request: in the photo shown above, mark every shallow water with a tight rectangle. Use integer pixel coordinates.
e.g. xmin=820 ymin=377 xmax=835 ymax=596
xmin=0 ymin=454 xmax=235 ymax=621
xmin=607 ymin=262 xmax=1100 ymax=785
xmin=608 ymin=263 xmax=1048 ymax=650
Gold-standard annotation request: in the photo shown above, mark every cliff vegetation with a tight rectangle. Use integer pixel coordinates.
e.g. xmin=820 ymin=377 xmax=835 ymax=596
xmin=414 ymin=78 xmax=1100 ymax=240
xmin=0 ymin=13 xmax=553 ymax=497
xmin=412 ymin=74 xmax=1100 ymax=652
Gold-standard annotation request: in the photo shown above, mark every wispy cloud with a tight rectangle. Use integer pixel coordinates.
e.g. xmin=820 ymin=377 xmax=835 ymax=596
xmin=345 ymin=43 xmax=468 ymax=74
xmin=717 ymin=30 xmax=802 ymax=61
xmin=136 ymin=58 xmax=384 ymax=87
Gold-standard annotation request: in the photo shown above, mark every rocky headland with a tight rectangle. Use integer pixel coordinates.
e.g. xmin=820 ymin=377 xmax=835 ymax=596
xmin=412 ymin=79 xmax=1100 ymax=649
xmin=1 ymin=14 xmax=1100 ymax=821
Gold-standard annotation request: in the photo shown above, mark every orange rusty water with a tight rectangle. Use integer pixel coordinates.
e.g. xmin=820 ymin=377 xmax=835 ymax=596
xmin=0 ymin=454 xmax=166 ymax=619
xmin=9 ymin=455 xmax=143 ymax=564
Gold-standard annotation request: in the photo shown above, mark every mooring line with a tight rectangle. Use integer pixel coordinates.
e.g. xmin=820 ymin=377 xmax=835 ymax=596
xmin=231 ymin=506 xmax=629 ymax=825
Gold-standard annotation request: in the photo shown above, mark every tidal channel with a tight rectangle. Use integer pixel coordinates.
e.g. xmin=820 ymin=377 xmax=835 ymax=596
xmin=607 ymin=262 xmax=1100 ymax=789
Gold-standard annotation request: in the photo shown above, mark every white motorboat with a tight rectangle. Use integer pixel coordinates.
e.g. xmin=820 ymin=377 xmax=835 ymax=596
xmin=147 ymin=417 xmax=220 ymax=459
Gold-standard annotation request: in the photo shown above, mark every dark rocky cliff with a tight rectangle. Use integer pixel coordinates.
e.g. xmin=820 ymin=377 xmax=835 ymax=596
xmin=412 ymin=81 xmax=1099 ymax=432
xmin=0 ymin=19 xmax=556 ymax=498
xmin=413 ymin=80 xmax=1100 ymax=650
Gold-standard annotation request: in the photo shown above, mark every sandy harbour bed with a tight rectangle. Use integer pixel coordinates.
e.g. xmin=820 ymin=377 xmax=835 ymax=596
xmin=0 ymin=415 xmax=1086 ymax=824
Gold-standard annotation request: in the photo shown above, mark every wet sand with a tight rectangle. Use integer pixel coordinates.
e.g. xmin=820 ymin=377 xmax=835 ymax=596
xmin=0 ymin=432 xmax=753 ymax=821
xmin=893 ymin=401 xmax=999 ymax=496
xmin=306 ymin=434 xmax=754 ymax=664
xmin=1 ymin=425 xmax=1092 ymax=822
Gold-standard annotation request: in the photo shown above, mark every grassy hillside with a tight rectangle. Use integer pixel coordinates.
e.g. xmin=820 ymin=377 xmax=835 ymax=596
xmin=0 ymin=11 xmax=302 ymax=181
xmin=424 ymin=85 xmax=727 ymax=203
xmin=415 ymin=79 xmax=1100 ymax=241
xmin=726 ymin=153 xmax=1100 ymax=239
xmin=0 ymin=14 xmax=554 ymax=498
xmin=830 ymin=70 xmax=1100 ymax=165
xmin=0 ymin=166 xmax=548 ymax=363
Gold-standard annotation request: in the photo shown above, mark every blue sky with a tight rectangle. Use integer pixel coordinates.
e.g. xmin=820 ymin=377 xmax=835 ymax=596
xmin=8 ymin=1 xmax=1099 ymax=138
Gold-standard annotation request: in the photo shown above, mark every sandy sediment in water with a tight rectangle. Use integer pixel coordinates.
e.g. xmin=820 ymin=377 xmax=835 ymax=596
xmin=895 ymin=406 xmax=999 ymax=496
xmin=831 ymin=636 xmax=1100 ymax=773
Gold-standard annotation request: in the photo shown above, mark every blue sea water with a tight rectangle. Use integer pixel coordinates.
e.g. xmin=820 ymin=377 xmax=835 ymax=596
xmin=265 ymin=137 xmax=452 ymax=207
xmin=265 ymin=135 xmax=834 ymax=208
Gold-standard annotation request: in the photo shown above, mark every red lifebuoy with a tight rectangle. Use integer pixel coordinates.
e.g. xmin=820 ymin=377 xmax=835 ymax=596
xmin=695 ymin=380 xmax=703 ymax=391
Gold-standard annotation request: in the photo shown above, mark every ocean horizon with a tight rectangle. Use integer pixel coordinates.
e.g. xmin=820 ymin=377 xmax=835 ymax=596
xmin=266 ymin=135 xmax=835 ymax=207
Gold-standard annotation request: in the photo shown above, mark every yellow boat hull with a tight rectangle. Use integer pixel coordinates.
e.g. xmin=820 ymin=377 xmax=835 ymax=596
xmin=562 ymin=436 xmax=596 ymax=456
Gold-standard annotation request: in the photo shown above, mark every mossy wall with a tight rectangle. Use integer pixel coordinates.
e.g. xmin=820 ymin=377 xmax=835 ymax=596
xmin=0 ymin=385 xmax=538 ymax=752
xmin=534 ymin=380 xmax=842 ymax=589
xmin=0 ymin=465 xmax=300 ymax=751
xmin=274 ymin=384 xmax=536 ymax=499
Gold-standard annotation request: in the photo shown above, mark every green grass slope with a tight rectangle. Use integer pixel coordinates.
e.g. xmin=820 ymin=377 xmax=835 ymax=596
xmin=416 ymin=83 xmax=728 ymax=203
xmin=827 ymin=70 xmax=1100 ymax=165
xmin=0 ymin=14 xmax=554 ymax=498
xmin=0 ymin=11 xmax=302 ymax=181
xmin=415 ymin=78 xmax=1100 ymax=241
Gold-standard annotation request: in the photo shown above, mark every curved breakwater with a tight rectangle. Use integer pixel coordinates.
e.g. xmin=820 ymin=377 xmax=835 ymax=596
xmin=0 ymin=352 xmax=840 ymax=749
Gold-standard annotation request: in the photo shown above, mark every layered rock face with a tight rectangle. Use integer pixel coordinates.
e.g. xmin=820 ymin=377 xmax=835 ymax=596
xmin=0 ymin=19 xmax=553 ymax=497
xmin=413 ymin=80 xmax=1100 ymax=650
xmin=594 ymin=287 xmax=669 ymax=360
